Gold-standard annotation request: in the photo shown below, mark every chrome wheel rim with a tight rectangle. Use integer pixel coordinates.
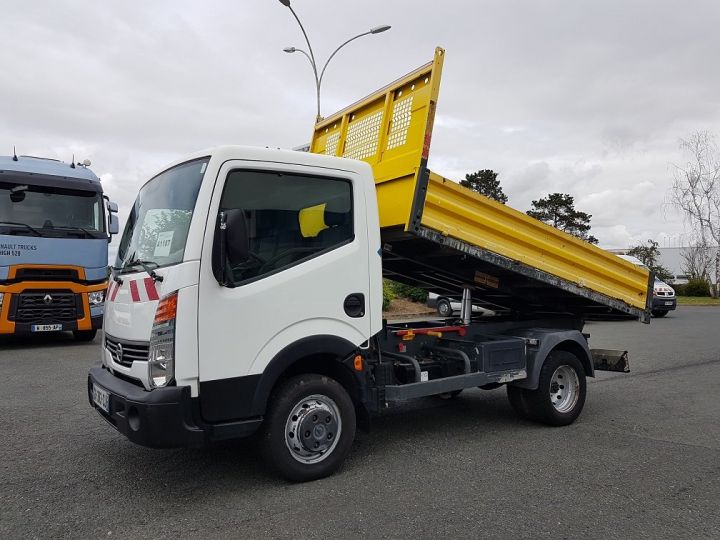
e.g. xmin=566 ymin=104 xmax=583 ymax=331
xmin=549 ymin=365 xmax=580 ymax=413
xmin=285 ymin=394 xmax=342 ymax=464
xmin=438 ymin=301 xmax=451 ymax=316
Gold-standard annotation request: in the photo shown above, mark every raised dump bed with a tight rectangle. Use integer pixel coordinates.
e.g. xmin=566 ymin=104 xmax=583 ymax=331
xmin=310 ymin=48 xmax=652 ymax=322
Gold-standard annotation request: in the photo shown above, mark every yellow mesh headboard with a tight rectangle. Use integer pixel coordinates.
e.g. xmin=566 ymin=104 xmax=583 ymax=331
xmin=310 ymin=48 xmax=444 ymax=229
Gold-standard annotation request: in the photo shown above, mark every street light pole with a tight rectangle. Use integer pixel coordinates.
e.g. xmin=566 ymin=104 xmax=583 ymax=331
xmin=279 ymin=0 xmax=390 ymax=123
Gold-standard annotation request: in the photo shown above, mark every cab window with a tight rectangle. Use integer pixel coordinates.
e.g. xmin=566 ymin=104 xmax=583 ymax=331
xmin=217 ymin=169 xmax=353 ymax=285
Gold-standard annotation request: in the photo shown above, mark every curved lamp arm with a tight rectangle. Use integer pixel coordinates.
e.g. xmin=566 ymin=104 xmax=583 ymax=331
xmin=286 ymin=5 xmax=319 ymax=84
xmin=318 ymin=31 xmax=371 ymax=88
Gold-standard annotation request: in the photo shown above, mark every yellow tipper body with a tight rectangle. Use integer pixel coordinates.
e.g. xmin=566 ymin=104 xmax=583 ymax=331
xmin=310 ymin=48 xmax=652 ymax=321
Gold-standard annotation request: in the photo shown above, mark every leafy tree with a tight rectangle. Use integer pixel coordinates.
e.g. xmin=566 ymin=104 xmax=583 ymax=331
xmin=390 ymin=281 xmax=428 ymax=303
xmin=627 ymin=239 xmax=674 ymax=282
xmin=526 ymin=193 xmax=598 ymax=244
xmin=382 ymin=279 xmax=395 ymax=310
xmin=684 ymin=278 xmax=712 ymax=297
xmin=460 ymin=169 xmax=508 ymax=204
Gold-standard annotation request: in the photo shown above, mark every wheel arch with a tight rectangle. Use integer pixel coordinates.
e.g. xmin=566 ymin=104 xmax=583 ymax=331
xmin=551 ymin=340 xmax=593 ymax=378
xmin=249 ymin=335 xmax=364 ymax=421
xmin=509 ymin=330 xmax=593 ymax=390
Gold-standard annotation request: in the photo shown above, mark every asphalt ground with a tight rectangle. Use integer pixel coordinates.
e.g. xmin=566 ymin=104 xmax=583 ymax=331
xmin=1 ymin=306 xmax=719 ymax=539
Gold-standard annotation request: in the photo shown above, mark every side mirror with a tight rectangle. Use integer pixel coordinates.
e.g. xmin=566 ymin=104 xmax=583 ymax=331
xmin=213 ymin=208 xmax=250 ymax=286
xmin=224 ymin=208 xmax=250 ymax=265
xmin=109 ymin=214 xmax=119 ymax=235
xmin=107 ymin=201 xmax=118 ymax=213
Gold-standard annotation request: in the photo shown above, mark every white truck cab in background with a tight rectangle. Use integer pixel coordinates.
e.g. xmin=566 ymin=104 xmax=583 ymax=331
xmin=617 ymin=255 xmax=677 ymax=317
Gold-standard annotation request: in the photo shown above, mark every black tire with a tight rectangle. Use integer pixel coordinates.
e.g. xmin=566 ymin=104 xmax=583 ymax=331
xmin=73 ymin=329 xmax=97 ymax=342
xmin=507 ymin=351 xmax=587 ymax=426
xmin=260 ymin=374 xmax=356 ymax=482
xmin=652 ymin=310 xmax=668 ymax=318
xmin=437 ymin=298 xmax=453 ymax=317
xmin=434 ymin=389 xmax=463 ymax=400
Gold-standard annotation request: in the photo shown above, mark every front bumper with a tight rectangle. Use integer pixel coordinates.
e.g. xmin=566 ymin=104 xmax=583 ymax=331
xmin=652 ymin=297 xmax=677 ymax=311
xmin=88 ymin=366 xmax=263 ymax=448
xmin=4 ymin=315 xmax=102 ymax=335
xmin=88 ymin=366 xmax=205 ymax=448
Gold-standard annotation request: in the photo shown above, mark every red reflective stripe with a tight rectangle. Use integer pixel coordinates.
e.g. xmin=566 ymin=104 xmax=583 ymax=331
xmin=144 ymin=277 xmax=159 ymax=301
xmin=129 ymin=280 xmax=140 ymax=302
xmin=110 ymin=281 xmax=120 ymax=301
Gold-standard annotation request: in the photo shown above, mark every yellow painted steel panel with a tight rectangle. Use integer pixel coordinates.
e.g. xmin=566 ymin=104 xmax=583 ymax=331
xmin=421 ymin=173 xmax=650 ymax=310
xmin=309 ymin=47 xmax=651 ymax=315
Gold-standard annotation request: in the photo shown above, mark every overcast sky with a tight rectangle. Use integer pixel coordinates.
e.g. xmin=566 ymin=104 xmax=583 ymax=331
xmin=3 ymin=0 xmax=719 ymax=259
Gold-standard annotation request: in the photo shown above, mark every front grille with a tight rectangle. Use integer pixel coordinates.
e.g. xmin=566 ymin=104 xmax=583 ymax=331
xmin=105 ymin=335 xmax=149 ymax=368
xmin=12 ymin=290 xmax=79 ymax=323
xmin=656 ymin=291 xmax=674 ymax=297
xmin=15 ymin=268 xmax=80 ymax=281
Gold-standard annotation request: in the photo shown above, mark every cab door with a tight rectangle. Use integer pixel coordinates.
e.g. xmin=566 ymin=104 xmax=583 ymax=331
xmin=197 ymin=160 xmax=370 ymax=420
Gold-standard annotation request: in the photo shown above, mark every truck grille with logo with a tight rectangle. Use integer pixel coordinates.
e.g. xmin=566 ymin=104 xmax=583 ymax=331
xmin=105 ymin=336 xmax=150 ymax=368
xmin=10 ymin=291 xmax=80 ymax=323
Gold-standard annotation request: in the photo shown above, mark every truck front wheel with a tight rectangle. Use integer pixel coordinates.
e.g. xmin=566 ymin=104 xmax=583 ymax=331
xmin=260 ymin=373 xmax=356 ymax=482
xmin=506 ymin=351 xmax=586 ymax=426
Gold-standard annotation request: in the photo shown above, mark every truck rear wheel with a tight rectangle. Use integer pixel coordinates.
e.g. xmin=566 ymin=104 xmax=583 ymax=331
xmin=506 ymin=351 xmax=586 ymax=426
xmin=260 ymin=373 xmax=356 ymax=482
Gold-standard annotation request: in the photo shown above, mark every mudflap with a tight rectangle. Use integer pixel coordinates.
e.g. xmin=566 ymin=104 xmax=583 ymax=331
xmin=591 ymin=349 xmax=630 ymax=373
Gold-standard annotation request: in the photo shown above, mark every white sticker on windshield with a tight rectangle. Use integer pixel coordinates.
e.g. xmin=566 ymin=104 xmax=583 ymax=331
xmin=200 ymin=162 xmax=207 ymax=174
xmin=153 ymin=231 xmax=174 ymax=257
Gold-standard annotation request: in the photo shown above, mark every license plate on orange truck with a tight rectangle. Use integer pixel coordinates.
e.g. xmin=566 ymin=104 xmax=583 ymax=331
xmin=31 ymin=324 xmax=62 ymax=332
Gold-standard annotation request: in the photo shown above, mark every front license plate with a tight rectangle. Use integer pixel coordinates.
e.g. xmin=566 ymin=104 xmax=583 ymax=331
xmin=92 ymin=384 xmax=110 ymax=414
xmin=31 ymin=324 xmax=63 ymax=332
xmin=665 ymin=301 xmax=673 ymax=306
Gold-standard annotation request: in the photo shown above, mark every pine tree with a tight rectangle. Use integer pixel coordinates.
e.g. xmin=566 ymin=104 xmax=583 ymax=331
xmin=527 ymin=193 xmax=599 ymax=244
xmin=460 ymin=169 xmax=508 ymax=204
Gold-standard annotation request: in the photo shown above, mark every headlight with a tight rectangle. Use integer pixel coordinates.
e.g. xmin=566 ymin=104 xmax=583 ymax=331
xmin=148 ymin=292 xmax=177 ymax=388
xmin=89 ymin=290 xmax=105 ymax=305
xmin=0 ymin=292 xmax=4 ymax=309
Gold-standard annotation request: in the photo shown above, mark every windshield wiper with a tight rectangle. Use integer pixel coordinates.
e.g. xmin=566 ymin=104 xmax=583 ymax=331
xmin=110 ymin=266 xmax=123 ymax=285
xmin=0 ymin=221 xmax=43 ymax=237
xmin=123 ymin=258 xmax=164 ymax=282
xmin=50 ymin=225 xmax=96 ymax=239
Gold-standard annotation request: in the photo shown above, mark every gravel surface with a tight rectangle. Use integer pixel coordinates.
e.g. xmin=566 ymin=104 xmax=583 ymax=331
xmin=1 ymin=307 xmax=718 ymax=539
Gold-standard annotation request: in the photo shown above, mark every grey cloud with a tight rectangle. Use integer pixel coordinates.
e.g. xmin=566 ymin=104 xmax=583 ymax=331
xmin=3 ymin=0 xmax=719 ymax=249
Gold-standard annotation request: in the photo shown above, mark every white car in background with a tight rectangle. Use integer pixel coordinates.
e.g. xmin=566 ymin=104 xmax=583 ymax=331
xmin=617 ymin=255 xmax=677 ymax=317
xmin=427 ymin=292 xmax=494 ymax=318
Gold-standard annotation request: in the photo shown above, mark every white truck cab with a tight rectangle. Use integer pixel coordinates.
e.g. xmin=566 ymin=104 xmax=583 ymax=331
xmin=90 ymin=146 xmax=382 ymax=477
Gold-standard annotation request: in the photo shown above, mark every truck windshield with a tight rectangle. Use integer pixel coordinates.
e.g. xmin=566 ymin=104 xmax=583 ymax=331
xmin=0 ymin=183 xmax=104 ymax=238
xmin=115 ymin=157 xmax=208 ymax=274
